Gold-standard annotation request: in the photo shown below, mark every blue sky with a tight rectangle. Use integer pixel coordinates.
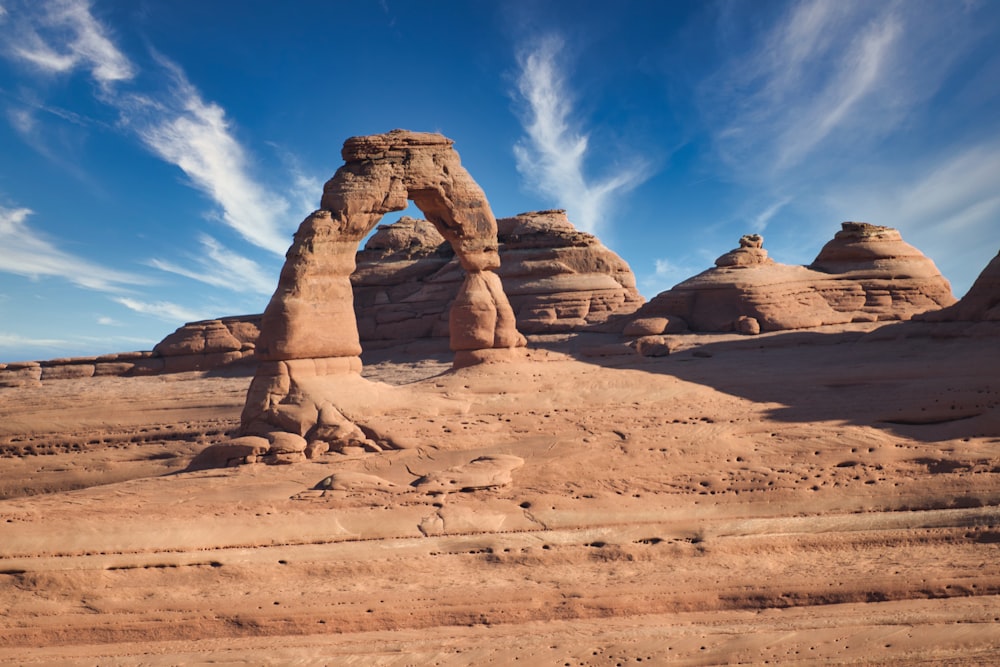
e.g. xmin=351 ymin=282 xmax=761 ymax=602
xmin=1 ymin=0 xmax=998 ymax=362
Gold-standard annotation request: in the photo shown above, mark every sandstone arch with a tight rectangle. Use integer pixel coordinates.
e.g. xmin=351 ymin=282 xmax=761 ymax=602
xmin=239 ymin=130 xmax=526 ymax=446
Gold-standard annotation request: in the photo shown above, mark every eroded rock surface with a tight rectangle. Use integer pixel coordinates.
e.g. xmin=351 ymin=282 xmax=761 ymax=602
xmin=411 ymin=455 xmax=524 ymax=494
xmin=353 ymin=209 xmax=643 ymax=344
xmin=625 ymin=223 xmax=956 ymax=335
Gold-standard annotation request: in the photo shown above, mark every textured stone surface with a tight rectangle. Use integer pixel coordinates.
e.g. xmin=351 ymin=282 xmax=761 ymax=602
xmin=353 ymin=209 xmax=643 ymax=344
xmin=625 ymin=224 xmax=956 ymax=334
xmin=241 ymin=130 xmax=526 ymax=452
xmin=411 ymin=455 xmax=524 ymax=494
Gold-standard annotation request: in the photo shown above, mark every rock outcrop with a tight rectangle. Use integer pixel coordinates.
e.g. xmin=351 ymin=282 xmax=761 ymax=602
xmin=625 ymin=223 xmax=956 ymax=335
xmin=496 ymin=210 xmax=643 ymax=332
xmin=352 ymin=209 xmax=643 ymax=344
xmin=917 ymin=249 xmax=1000 ymax=322
xmin=240 ymin=130 xmax=526 ymax=449
xmin=0 ymin=317 xmax=261 ymax=388
xmin=150 ymin=315 xmax=260 ymax=373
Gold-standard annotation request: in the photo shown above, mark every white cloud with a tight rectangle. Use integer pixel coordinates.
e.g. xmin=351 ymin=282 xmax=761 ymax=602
xmin=6 ymin=106 xmax=35 ymax=136
xmin=3 ymin=2 xmax=298 ymax=258
xmin=702 ymin=1 xmax=968 ymax=183
xmin=639 ymin=256 xmax=702 ymax=298
xmin=751 ymin=197 xmax=792 ymax=233
xmin=113 ymin=297 xmax=207 ymax=324
xmin=125 ymin=57 xmax=293 ymax=255
xmin=6 ymin=0 xmax=134 ymax=86
xmin=149 ymin=235 xmax=276 ymax=296
xmin=0 ymin=204 xmax=146 ymax=292
xmin=0 ymin=332 xmax=69 ymax=349
xmin=96 ymin=315 xmax=119 ymax=325
xmin=512 ymin=35 xmax=649 ymax=235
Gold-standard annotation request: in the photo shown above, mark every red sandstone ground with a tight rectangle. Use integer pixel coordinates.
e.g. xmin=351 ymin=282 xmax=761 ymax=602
xmin=1 ymin=325 xmax=998 ymax=665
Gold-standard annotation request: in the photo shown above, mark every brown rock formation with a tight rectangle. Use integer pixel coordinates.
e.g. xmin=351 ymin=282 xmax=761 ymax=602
xmin=496 ymin=210 xmax=643 ymax=332
xmin=918 ymin=249 xmax=1000 ymax=322
xmin=240 ymin=130 xmax=526 ymax=447
xmin=151 ymin=315 xmax=260 ymax=373
xmin=626 ymin=223 xmax=956 ymax=335
xmin=352 ymin=209 xmax=643 ymax=344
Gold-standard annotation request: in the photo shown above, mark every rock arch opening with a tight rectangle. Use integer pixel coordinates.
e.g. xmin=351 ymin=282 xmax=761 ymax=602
xmin=239 ymin=130 xmax=526 ymax=446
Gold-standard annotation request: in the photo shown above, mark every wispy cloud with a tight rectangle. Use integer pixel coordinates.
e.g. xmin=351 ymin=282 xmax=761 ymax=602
xmin=512 ymin=35 xmax=649 ymax=234
xmin=149 ymin=234 xmax=276 ymax=295
xmin=4 ymin=0 xmax=134 ymax=87
xmin=639 ymin=255 xmax=704 ymax=298
xmin=3 ymin=0 xmax=296 ymax=255
xmin=0 ymin=204 xmax=145 ymax=292
xmin=700 ymin=1 xmax=986 ymax=186
xmin=0 ymin=332 xmax=71 ymax=351
xmin=124 ymin=56 xmax=293 ymax=255
xmin=751 ymin=197 xmax=792 ymax=233
xmin=113 ymin=297 xmax=207 ymax=324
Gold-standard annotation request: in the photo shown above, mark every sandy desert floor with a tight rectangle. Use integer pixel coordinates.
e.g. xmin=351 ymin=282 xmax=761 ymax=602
xmin=1 ymin=324 xmax=998 ymax=665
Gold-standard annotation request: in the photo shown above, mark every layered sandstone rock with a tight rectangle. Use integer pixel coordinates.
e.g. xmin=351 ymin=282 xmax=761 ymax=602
xmin=151 ymin=316 xmax=260 ymax=373
xmin=240 ymin=130 xmax=526 ymax=450
xmin=352 ymin=209 xmax=643 ymax=344
xmin=496 ymin=210 xmax=643 ymax=332
xmin=352 ymin=217 xmax=459 ymax=344
xmin=0 ymin=316 xmax=259 ymax=386
xmin=625 ymin=223 xmax=956 ymax=335
xmin=918 ymin=249 xmax=1000 ymax=322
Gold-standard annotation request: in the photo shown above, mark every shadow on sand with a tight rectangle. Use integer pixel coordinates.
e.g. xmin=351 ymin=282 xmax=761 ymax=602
xmin=530 ymin=324 xmax=1000 ymax=445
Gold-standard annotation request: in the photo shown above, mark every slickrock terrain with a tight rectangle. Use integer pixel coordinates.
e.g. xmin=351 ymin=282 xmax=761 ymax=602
xmin=1 ymin=322 xmax=998 ymax=665
xmin=625 ymin=223 xmax=956 ymax=337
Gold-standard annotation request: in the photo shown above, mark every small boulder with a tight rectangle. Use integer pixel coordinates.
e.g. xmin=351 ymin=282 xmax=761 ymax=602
xmin=635 ymin=335 xmax=679 ymax=357
xmin=304 ymin=440 xmax=330 ymax=459
xmin=267 ymin=431 xmax=308 ymax=454
xmin=736 ymin=316 xmax=761 ymax=335
xmin=187 ymin=436 xmax=269 ymax=471
xmin=412 ymin=455 xmax=524 ymax=494
xmin=623 ymin=316 xmax=688 ymax=337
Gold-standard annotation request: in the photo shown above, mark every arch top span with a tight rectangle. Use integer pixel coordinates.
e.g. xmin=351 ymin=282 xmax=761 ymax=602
xmin=320 ymin=130 xmax=501 ymax=270
xmin=241 ymin=129 xmax=526 ymax=445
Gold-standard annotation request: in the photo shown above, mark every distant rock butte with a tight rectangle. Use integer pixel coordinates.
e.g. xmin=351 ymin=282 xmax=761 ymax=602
xmin=0 ymin=316 xmax=261 ymax=388
xmin=353 ymin=209 xmax=643 ymax=344
xmin=624 ymin=223 xmax=956 ymax=336
xmin=240 ymin=129 xmax=526 ymax=450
